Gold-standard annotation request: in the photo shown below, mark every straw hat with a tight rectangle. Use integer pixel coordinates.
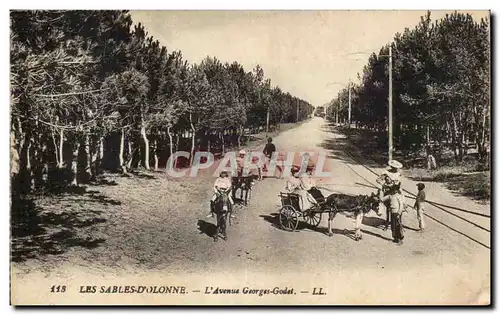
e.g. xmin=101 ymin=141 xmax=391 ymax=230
xmin=388 ymin=160 xmax=403 ymax=169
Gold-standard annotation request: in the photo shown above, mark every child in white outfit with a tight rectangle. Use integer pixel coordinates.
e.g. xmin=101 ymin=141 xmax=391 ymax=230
xmin=208 ymin=171 xmax=235 ymax=217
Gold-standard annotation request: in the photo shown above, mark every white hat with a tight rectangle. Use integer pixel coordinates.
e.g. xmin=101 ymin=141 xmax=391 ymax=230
xmin=238 ymin=149 xmax=246 ymax=155
xmin=388 ymin=160 xmax=403 ymax=169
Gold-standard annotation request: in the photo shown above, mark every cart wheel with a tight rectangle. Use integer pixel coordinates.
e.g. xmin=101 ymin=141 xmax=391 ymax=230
xmin=303 ymin=210 xmax=322 ymax=227
xmin=279 ymin=205 xmax=299 ymax=231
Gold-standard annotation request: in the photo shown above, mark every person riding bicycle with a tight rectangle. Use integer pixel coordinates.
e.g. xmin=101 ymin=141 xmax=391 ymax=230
xmin=208 ymin=171 xmax=235 ymax=218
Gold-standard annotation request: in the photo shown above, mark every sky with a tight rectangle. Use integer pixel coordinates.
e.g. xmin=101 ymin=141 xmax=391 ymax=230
xmin=129 ymin=10 xmax=489 ymax=107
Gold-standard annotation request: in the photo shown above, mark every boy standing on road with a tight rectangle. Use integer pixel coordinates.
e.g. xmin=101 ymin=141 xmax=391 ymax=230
xmin=414 ymin=183 xmax=426 ymax=232
xmin=381 ymin=188 xmax=406 ymax=245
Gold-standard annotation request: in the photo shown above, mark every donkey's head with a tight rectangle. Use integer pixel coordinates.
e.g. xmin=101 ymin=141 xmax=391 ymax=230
xmin=215 ymin=189 xmax=230 ymax=213
xmin=367 ymin=192 xmax=383 ymax=216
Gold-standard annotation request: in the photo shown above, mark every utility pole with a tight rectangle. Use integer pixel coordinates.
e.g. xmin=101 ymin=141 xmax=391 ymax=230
xmin=388 ymin=45 xmax=393 ymax=161
xmin=348 ymin=80 xmax=351 ymax=128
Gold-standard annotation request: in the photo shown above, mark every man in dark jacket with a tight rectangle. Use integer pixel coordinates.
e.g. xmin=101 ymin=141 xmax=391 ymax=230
xmin=263 ymin=137 xmax=276 ymax=159
xmin=262 ymin=137 xmax=277 ymax=178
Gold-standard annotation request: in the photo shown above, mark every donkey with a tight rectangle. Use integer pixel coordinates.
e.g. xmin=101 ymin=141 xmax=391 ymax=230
xmin=324 ymin=192 xmax=382 ymax=241
xmin=232 ymin=175 xmax=256 ymax=206
xmin=213 ymin=188 xmax=232 ymax=242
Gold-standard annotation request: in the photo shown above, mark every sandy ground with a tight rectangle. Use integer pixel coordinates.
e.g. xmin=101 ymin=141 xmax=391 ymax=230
xmin=11 ymin=118 xmax=490 ymax=305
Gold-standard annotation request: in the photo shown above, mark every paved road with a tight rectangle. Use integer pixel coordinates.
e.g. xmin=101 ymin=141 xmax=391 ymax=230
xmin=12 ymin=117 xmax=490 ymax=305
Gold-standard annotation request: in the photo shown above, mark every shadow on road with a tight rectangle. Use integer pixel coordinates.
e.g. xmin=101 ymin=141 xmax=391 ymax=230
xmin=11 ymin=193 xmax=108 ymax=263
xmin=259 ymin=212 xmax=391 ymax=242
xmin=197 ymin=219 xmax=217 ymax=239
xmin=362 ymin=216 xmax=387 ymax=229
xmin=359 ymin=229 xmax=393 ymax=242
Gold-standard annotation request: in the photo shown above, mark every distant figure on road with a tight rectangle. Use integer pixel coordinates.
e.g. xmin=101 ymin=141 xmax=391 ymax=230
xmin=263 ymin=137 xmax=276 ymax=159
xmin=414 ymin=183 xmax=427 ymax=232
xmin=263 ymin=137 xmax=282 ymax=178
xmin=426 ymin=146 xmax=437 ymax=170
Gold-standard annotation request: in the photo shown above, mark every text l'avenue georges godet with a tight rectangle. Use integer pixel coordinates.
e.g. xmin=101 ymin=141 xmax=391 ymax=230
xmin=77 ymin=285 xmax=326 ymax=296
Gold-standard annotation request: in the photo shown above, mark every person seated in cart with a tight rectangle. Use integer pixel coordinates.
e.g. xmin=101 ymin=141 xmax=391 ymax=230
xmin=283 ymin=165 xmax=322 ymax=212
xmin=299 ymin=155 xmax=327 ymax=206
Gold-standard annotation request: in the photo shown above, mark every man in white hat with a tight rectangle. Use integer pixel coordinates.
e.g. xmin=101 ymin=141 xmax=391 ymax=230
xmin=236 ymin=149 xmax=247 ymax=177
xmin=377 ymin=159 xmax=403 ymax=191
xmin=376 ymin=159 xmax=404 ymax=229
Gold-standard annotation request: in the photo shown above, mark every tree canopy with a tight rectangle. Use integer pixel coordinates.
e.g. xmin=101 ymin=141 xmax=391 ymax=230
xmin=10 ymin=10 xmax=314 ymax=192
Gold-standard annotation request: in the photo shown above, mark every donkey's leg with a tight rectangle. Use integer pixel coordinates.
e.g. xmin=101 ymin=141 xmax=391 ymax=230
xmin=354 ymin=212 xmax=363 ymax=241
xmin=327 ymin=211 xmax=336 ymax=237
xmin=222 ymin=213 xmax=227 ymax=240
xmin=214 ymin=214 xmax=219 ymax=242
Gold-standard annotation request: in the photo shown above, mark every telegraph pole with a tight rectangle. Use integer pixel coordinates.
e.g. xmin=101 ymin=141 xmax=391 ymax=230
xmin=388 ymin=45 xmax=393 ymax=161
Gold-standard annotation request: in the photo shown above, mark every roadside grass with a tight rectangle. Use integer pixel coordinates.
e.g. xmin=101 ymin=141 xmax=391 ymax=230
xmin=407 ymin=166 xmax=491 ymax=202
xmin=332 ymin=123 xmax=491 ymax=203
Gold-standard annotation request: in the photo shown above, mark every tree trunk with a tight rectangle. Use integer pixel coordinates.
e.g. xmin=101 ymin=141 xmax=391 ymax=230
xmin=426 ymin=125 xmax=430 ymax=145
xmin=40 ymin=141 xmax=48 ymax=188
xmin=26 ymin=138 xmax=34 ymax=189
xmin=477 ymin=105 xmax=488 ymax=162
xmin=51 ymin=130 xmax=60 ymax=168
xmin=220 ymin=132 xmax=225 ymax=154
xmin=189 ymin=112 xmax=196 ymax=165
xmin=451 ymin=114 xmax=462 ymax=163
xmin=98 ymin=135 xmax=104 ymax=173
xmin=126 ymin=137 xmax=133 ymax=170
xmin=91 ymin=135 xmax=98 ymax=178
xmin=10 ymin=131 xmax=19 ymax=177
xmin=119 ymin=128 xmax=127 ymax=174
xmin=175 ymin=132 xmax=180 ymax=152
xmin=84 ymin=133 xmax=92 ymax=181
xmin=140 ymin=122 xmax=150 ymax=170
xmin=58 ymin=128 xmax=64 ymax=168
xmin=153 ymin=138 xmax=159 ymax=171
xmin=167 ymin=126 xmax=174 ymax=158
xmin=237 ymin=126 xmax=243 ymax=148
xmin=70 ymin=136 xmax=80 ymax=186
